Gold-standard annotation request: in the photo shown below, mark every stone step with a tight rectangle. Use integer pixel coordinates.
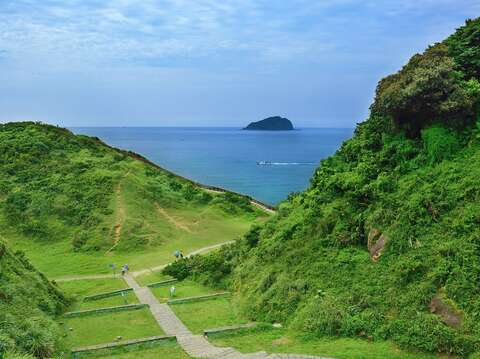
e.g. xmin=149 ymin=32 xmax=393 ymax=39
xmin=122 ymin=274 xmax=336 ymax=359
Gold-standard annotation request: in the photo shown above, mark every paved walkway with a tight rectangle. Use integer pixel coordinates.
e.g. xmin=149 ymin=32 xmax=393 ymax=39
xmin=124 ymin=274 xmax=332 ymax=359
xmin=131 ymin=241 xmax=235 ymax=277
xmin=54 ymin=241 xmax=235 ymax=282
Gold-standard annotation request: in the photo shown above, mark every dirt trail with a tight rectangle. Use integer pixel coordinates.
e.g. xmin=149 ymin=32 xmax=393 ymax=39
xmin=106 ymin=172 xmax=129 ymax=254
xmin=155 ymin=203 xmax=193 ymax=233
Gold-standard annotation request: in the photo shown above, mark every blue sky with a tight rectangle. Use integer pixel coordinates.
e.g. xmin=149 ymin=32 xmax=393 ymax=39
xmin=0 ymin=1 xmax=478 ymax=127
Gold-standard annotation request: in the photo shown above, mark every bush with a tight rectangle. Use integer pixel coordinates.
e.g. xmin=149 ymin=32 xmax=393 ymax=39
xmin=421 ymin=125 xmax=460 ymax=164
xmin=293 ymin=296 xmax=346 ymax=336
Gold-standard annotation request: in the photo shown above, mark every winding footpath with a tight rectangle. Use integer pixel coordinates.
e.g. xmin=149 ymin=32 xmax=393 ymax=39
xmin=54 ymin=241 xmax=235 ymax=282
xmin=124 ymin=274 xmax=332 ymax=359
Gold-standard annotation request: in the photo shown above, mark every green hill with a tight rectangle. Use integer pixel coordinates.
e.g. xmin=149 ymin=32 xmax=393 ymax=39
xmin=0 ymin=240 xmax=68 ymax=357
xmin=164 ymin=18 xmax=480 ymax=357
xmin=0 ymin=122 xmax=269 ymax=278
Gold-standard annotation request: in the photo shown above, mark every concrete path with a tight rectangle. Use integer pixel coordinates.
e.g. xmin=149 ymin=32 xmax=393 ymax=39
xmin=124 ymin=274 xmax=332 ymax=359
xmin=54 ymin=240 xmax=235 ymax=282
xmin=131 ymin=240 xmax=235 ymax=277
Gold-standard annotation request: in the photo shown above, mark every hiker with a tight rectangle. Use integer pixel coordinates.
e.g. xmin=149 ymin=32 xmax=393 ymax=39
xmin=122 ymin=264 xmax=129 ymax=275
xmin=170 ymin=285 xmax=176 ymax=298
xmin=174 ymin=250 xmax=180 ymax=259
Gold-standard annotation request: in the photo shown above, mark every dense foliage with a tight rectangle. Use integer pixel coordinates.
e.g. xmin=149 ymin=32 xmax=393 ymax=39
xmin=164 ymin=18 xmax=480 ymax=357
xmin=0 ymin=241 xmax=68 ymax=357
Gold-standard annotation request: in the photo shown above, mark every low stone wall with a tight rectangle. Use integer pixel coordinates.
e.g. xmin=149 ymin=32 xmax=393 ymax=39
xmin=203 ymin=322 xmax=258 ymax=336
xmin=270 ymin=354 xmax=335 ymax=359
xmin=167 ymin=292 xmax=231 ymax=305
xmin=71 ymin=335 xmax=176 ymax=356
xmin=83 ymin=288 xmax=133 ymax=301
xmin=64 ymin=304 xmax=148 ymax=318
xmin=147 ymin=278 xmax=178 ymax=288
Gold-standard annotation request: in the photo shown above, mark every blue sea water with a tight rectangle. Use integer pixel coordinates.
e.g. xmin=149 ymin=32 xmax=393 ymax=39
xmin=71 ymin=127 xmax=354 ymax=205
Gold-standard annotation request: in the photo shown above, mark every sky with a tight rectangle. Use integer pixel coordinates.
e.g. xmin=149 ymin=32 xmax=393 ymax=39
xmin=0 ymin=1 xmax=478 ymax=128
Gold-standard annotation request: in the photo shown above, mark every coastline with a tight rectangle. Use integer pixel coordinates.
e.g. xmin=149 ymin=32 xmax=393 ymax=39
xmin=89 ymin=134 xmax=277 ymax=213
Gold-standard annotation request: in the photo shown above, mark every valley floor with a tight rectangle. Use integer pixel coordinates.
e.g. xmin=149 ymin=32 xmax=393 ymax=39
xmin=56 ymin=247 xmax=443 ymax=359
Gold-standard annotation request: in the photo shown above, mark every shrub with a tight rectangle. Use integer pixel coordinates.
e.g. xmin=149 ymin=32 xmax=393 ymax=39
xmin=421 ymin=125 xmax=460 ymax=164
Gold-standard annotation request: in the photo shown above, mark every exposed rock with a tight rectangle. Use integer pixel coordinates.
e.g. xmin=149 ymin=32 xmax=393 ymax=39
xmin=367 ymin=228 xmax=389 ymax=261
xmin=243 ymin=116 xmax=294 ymax=131
xmin=429 ymin=294 xmax=462 ymax=329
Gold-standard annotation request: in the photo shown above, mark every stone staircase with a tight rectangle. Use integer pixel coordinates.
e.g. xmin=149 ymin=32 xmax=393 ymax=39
xmin=124 ymin=274 xmax=332 ymax=359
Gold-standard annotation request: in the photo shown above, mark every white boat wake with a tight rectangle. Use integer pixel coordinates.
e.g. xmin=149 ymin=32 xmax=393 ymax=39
xmin=257 ymin=161 xmax=315 ymax=166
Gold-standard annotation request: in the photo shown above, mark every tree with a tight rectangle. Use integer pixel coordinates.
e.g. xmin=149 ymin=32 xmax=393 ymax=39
xmin=447 ymin=18 xmax=480 ymax=79
xmin=372 ymin=44 xmax=477 ymax=136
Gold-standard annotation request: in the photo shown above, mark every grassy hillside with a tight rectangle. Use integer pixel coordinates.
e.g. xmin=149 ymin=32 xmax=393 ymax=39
xmin=0 ymin=122 xmax=268 ymax=277
xmin=164 ymin=18 xmax=480 ymax=357
xmin=0 ymin=240 xmax=68 ymax=358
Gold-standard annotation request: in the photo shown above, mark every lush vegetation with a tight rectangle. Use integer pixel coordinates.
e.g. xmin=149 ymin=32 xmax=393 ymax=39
xmin=0 ymin=240 xmax=68 ymax=357
xmin=164 ymin=18 xmax=480 ymax=357
xmin=0 ymin=122 xmax=268 ymax=277
xmin=0 ymin=123 xmax=267 ymax=357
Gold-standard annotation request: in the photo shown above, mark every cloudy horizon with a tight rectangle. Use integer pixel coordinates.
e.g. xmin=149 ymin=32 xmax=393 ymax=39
xmin=0 ymin=0 xmax=478 ymax=127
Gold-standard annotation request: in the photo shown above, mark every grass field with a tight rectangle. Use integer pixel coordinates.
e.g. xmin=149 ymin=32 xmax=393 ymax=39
xmin=135 ymin=271 xmax=173 ymax=287
xmin=63 ymin=308 xmax=162 ymax=348
xmin=58 ymin=278 xmax=128 ymax=297
xmin=8 ymin=203 xmax=262 ymax=279
xmin=74 ymin=340 xmax=189 ymax=359
xmin=151 ymin=280 xmax=216 ymax=303
xmin=209 ymin=326 xmax=438 ymax=359
xmin=58 ymin=278 xmax=137 ymax=311
xmin=77 ymin=292 xmax=139 ymax=311
xmin=171 ymin=297 xmax=247 ymax=333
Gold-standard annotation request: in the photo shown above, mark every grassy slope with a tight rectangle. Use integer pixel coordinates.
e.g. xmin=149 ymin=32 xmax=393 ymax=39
xmin=0 ymin=122 xmax=269 ymax=277
xmin=0 ymin=240 xmax=69 ymax=357
xmin=210 ymin=327 xmax=437 ymax=359
xmin=164 ymin=18 xmax=480 ymax=357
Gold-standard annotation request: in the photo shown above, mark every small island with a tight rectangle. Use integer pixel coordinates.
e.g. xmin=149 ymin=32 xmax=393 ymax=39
xmin=243 ymin=116 xmax=294 ymax=131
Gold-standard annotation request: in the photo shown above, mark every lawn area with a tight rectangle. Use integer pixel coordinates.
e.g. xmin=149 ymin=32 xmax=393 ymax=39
xmin=58 ymin=278 xmax=128 ymax=298
xmin=58 ymin=278 xmax=134 ymax=311
xmin=73 ymin=339 xmax=189 ymax=359
xmin=151 ymin=280 xmax=216 ymax=303
xmin=9 ymin=204 xmax=260 ymax=279
xmin=209 ymin=326 xmax=438 ymax=359
xmin=62 ymin=308 xmax=162 ymax=348
xmin=78 ymin=292 xmax=139 ymax=311
xmin=170 ymin=297 xmax=247 ymax=334
xmin=135 ymin=271 xmax=173 ymax=287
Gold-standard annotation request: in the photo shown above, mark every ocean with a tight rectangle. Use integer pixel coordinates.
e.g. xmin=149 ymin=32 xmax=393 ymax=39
xmin=71 ymin=127 xmax=354 ymax=205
